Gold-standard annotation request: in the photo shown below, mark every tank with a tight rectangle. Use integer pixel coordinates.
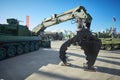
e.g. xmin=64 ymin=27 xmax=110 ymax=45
xmin=0 ymin=18 xmax=50 ymax=60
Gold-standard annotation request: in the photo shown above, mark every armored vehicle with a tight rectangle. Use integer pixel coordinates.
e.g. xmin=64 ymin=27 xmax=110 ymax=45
xmin=99 ymin=37 xmax=120 ymax=51
xmin=100 ymin=38 xmax=120 ymax=50
xmin=0 ymin=19 xmax=50 ymax=60
xmin=98 ymin=31 xmax=120 ymax=50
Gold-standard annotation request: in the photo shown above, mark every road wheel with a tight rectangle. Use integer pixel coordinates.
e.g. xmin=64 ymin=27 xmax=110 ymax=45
xmin=17 ymin=44 xmax=24 ymax=55
xmin=24 ymin=43 xmax=29 ymax=53
xmin=113 ymin=44 xmax=119 ymax=49
xmin=35 ymin=43 xmax=40 ymax=50
xmin=30 ymin=42 xmax=35 ymax=51
xmin=7 ymin=46 xmax=16 ymax=57
xmin=0 ymin=48 xmax=6 ymax=60
xmin=105 ymin=44 xmax=112 ymax=51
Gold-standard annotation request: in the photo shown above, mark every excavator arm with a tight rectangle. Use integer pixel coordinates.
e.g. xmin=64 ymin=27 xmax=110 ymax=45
xmin=32 ymin=6 xmax=101 ymax=68
xmin=32 ymin=6 xmax=92 ymax=35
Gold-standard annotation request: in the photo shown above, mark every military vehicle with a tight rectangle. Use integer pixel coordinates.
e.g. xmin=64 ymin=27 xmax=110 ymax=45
xmin=44 ymin=32 xmax=64 ymax=40
xmin=0 ymin=19 xmax=50 ymax=60
xmin=31 ymin=6 xmax=101 ymax=65
xmin=100 ymin=38 xmax=120 ymax=50
xmin=98 ymin=32 xmax=120 ymax=50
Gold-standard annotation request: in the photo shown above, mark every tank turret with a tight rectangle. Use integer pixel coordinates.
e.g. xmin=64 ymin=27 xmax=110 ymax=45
xmin=7 ymin=18 xmax=19 ymax=25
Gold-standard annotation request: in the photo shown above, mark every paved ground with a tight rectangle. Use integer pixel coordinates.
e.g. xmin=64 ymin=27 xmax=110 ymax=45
xmin=0 ymin=41 xmax=120 ymax=80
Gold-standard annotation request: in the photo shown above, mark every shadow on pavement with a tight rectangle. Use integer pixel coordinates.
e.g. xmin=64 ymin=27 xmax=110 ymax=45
xmin=67 ymin=52 xmax=120 ymax=66
xmin=96 ymin=66 xmax=120 ymax=76
xmin=99 ymin=56 xmax=120 ymax=60
xmin=34 ymin=70 xmax=83 ymax=80
xmin=67 ymin=52 xmax=120 ymax=76
xmin=101 ymin=50 xmax=120 ymax=54
xmin=0 ymin=48 xmax=60 ymax=80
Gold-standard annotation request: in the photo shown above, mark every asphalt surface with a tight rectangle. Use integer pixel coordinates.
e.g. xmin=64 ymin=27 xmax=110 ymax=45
xmin=0 ymin=41 xmax=120 ymax=80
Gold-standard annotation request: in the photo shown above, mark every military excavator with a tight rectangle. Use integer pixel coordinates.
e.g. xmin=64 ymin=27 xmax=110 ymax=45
xmin=32 ymin=6 xmax=101 ymax=67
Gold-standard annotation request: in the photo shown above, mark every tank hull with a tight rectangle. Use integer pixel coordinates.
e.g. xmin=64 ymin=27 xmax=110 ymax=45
xmin=0 ymin=35 xmax=50 ymax=60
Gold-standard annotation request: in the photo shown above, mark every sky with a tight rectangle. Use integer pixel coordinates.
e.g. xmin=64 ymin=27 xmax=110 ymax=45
xmin=0 ymin=0 xmax=120 ymax=32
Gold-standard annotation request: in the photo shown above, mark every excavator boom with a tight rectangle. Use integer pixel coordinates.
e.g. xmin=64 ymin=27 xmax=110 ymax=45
xmin=32 ymin=6 xmax=101 ymax=68
xmin=32 ymin=6 xmax=92 ymax=35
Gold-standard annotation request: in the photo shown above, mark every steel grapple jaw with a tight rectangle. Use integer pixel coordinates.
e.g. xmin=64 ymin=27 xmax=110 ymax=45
xmin=59 ymin=53 xmax=67 ymax=64
xmin=59 ymin=29 xmax=101 ymax=66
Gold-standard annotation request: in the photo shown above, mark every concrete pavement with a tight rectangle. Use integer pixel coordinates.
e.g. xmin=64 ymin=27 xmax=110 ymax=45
xmin=0 ymin=41 xmax=120 ymax=80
